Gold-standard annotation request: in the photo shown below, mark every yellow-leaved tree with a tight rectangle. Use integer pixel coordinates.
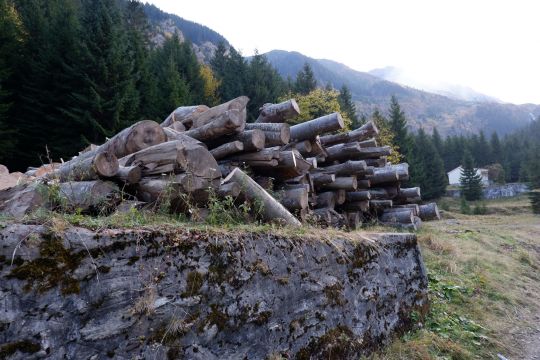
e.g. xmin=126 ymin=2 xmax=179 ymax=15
xmin=371 ymin=109 xmax=403 ymax=163
xmin=199 ymin=64 xmax=220 ymax=106
xmin=279 ymin=88 xmax=352 ymax=131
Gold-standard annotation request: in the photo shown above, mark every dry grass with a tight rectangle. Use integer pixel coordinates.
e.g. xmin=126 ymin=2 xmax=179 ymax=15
xmin=371 ymin=196 xmax=540 ymax=359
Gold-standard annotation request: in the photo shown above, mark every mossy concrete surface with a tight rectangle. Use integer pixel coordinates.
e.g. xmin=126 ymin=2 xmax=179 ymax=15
xmin=0 ymin=224 xmax=427 ymax=359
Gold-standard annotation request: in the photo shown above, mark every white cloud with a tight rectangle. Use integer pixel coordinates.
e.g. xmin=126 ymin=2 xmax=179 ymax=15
xmin=147 ymin=0 xmax=540 ymax=104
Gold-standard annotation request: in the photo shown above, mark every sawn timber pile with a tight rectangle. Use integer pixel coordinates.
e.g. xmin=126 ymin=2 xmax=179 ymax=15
xmin=0 ymin=97 xmax=440 ymax=229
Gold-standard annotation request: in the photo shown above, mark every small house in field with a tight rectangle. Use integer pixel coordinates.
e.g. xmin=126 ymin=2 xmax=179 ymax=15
xmin=447 ymin=166 xmax=489 ymax=186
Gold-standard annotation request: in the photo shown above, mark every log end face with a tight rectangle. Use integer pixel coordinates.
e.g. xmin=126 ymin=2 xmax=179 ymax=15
xmin=94 ymin=151 xmax=119 ymax=177
xmin=126 ymin=120 xmax=167 ymax=155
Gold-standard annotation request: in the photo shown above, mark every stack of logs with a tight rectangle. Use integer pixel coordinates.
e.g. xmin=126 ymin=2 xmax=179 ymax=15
xmin=1 ymin=96 xmax=440 ymax=229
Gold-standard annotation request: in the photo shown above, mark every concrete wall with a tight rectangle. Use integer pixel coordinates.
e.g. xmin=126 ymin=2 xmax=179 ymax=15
xmin=446 ymin=182 xmax=529 ymax=199
xmin=0 ymin=224 xmax=428 ymax=359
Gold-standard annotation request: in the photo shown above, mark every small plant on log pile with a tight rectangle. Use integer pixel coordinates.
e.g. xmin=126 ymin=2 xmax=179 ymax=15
xmin=0 ymin=96 xmax=441 ymax=230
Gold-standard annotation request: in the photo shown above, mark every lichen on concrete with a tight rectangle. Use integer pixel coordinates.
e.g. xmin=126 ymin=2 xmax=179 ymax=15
xmin=0 ymin=224 xmax=428 ymax=359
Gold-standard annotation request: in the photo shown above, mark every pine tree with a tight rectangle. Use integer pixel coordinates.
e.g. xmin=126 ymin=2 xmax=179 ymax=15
xmin=294 ymin=62 xmax=317 ymax=95
xmin=431 ymin=127 xmax=443 ymax=156
xmin=338 ymin=85 xmax=358 ymax=126
xmin=371 ymin=109 xmax=402 ymax=164
xmin=245 ymin=51 xmax=285 ymax=121
xmin=490 ymin=132 xmax=502 ymax=164
xmin=408 ymin=129 xmax=447 ymax=200
xmin=211 ymin=46 xmax=247 ymax=101
xmin=0 ymin=0 xmax=24 ymax=162
xmin=388 ymin=95 xmax=410 ymax=156
xmin=460 ymin=150 xmax=483 ymax=201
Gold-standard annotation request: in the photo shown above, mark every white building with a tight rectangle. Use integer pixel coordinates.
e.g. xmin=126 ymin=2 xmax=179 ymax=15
xmin=447 ymin=166 xmax=489 ymax=186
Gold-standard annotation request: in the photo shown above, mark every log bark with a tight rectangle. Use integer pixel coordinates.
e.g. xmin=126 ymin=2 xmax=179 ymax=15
xmin=380 ymin=209 xmax=414 ymax=224
xmin=136 ymin=174 xmax=219 ymax=203
xmin=169 ymin=121 xmax=186 ymax=132
xmin=81 ymin=120 xmax=167 ymax=161
xmin=315 ymin=191 xmax=336 ymax=209
xmin=319 ymin=120 xmax=379 ymax=146
xmin=161 ymin=105 xmax=209 ymax=128
xmin=245 ymin=123 xmax=290 ymax=146
xmin=163 ymin=127 xmax=206 ymax=147
xmin=255 ymin=99 xmax=300 ymax=123
xmin=358 ymin=138 xmax=378 ymax=148
xmin=184 ymin=109 xmax=245 ymax=142
xmin=218 ymin=182 xmax=241 ymax=198
xmin=345 ymin=212 xmax=361 ymax=230
xmin=335 ymin=189 xmax=347 ymax=205
xmin=365 ymin=158 xmax=387 ymax=167
xmin=368 ymin=169 xmax=399 ymax=185
xmin=289 ymin=112 xmax=344 ymax=142
xmin=390 ymin=163 xmax=410 ymax=181
xmin=311 ymin=173 xmax=336 ymax=187
xmin=261 ymin=130 xmax=290 ymax=146
xmin=121 ymin=140 xmax=221 ymax=179
xmin=319 ymin=176 xmax=357 ymax=191
xmin=316 ymin=160 xmax=367 ymax=176
xmin=418 ymin=202 xmax=441 ymax=221
xmin=227 ymin=148 xmax=280 ymax=162
xmin=278 ymin=187 xmax=309 ymax=210
xmin=357 ymin=179 xmax=371 ymax=189
xmin=221 ymin=168 xmax=301 ymax=227
xmin=369 ymin=200 xmax=393 ymax=210
xmin=210 ymin=141 xmax=244 ymax=160
xmin=346 ymin=191 xmax=371 ymax=202
xmin=293 ymin=140 xmax=313 ymax=156
xmin=386 ymin=204 xmax=419 ymax=216
xmin=0 ymin=183 xmax=45 ymax=217
xmin=398 ymin=187 xmax=421 ymax=199
xmin=115 ymin=165 xmax=142 ymax=184
xmin=47 ymin=151 xmax=119 ymax=182
xmin=222 ymin=129 xmax=266 ymax=152
xmin=323 ymin=144 xmax=392 ymax=163
xmin=192 ymin=96 xmax=249 ymax=129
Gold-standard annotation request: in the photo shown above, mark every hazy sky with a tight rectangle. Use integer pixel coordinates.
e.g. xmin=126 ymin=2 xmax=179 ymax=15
xmin=147 ymin=0 xmax=540 ymax=104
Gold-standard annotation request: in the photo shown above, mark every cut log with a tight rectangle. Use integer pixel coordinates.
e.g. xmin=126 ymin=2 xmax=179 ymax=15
xmin=357 ymin=179 xmax=371 ymax=189
xmin=380 ymin=209 xmax=414 ymax=224
xmin=184 ymin=109 xmax=245 ymax=142
xmin=394 ymin=204 xmax=420 ymax=215
xmin=323 ymin=144 xmax=392 ymax=163
xmin=311 ymin=173 xmax=336 ymax=187
xmin=346 ymin=191 xmax=371 ymax=202
xmin=365 ymin=158 xmax=387 ymax=167
xmin=316 ymin=160 xmax=367 ymax=176
xmin=161 ymin=105 xmax=209 ymax=128
xmin=82 ymin=120 xmax=167 ymax=161
xmin=192 ymin=96 xmax=249 ymax=129
xmin=169 ymin=121 xmax=186 ymax=132
xmin=221 ymin=168 xmax=301 ymax=227
xmin=418 ymin=203 xmax=441 ymax=221
xmin=319 ymin=120 xmax=379 ymax=146
xmin=216 ymin=129 xmax=265 ymax=152
xmin=289 ymin=112 xmax=344 ymax=142
xmin=163 ymin=127 xmax=205 ymax=147
xmin=278 ymin=187 xmax=309 ymax=210
xmin=47 ymin=151 xmax=119 ymax=182
xmin=218 ymin=182 xmax=241 ymax=198
xmin=390 ymin=163 xmax=410 ymax=181
xmin=358 ymin=138 xmax=378 ymax=148
xmin=368 ymin=169 xmax=399 ymax=185
xmin=319 ymin=177 xmax=357 ymax=191
xmin=245 ymin=123 xmax=290 ymax=146
xmin=293 ymin=140 xmax=313 ymax=156
xmin=115 ymin=165 xmax=142 ymax=184
xmin=367 ymin=188 xmax=390 ymax=199
xmin=57 ymin=180 xmax=119 ymax=213
xmin=136 ymin=174 xmax=218 ymax=204
xmin=315 ymin=192 xmax=335 ymax=209
xmin=398 ymin=187 xmax=421 ymax=199
xmin=226 ymin=148 xmax=280 ymax=162
xmin=210 ymin=141 xmax=244 ymax=160
xmin=121 ymin=140 xmax=221 ymax=179
xmin=335 ymin=189 xmax=347 ymax=205
xmin=255 ymin=99 xmax=300 ymax=123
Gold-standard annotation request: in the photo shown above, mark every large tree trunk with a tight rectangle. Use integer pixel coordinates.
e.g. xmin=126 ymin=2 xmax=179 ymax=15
xmin=289 ymin=112 xmax=344 ymax=142
xmin=380 ymin=209 xmax=414 ymax=224
xmin=319 ymin=176 xmax=358 ymax=191
xmin=319 ymin=121 xmax=378 ymax=146
xmin=121 ymin=140 xmax=221 ymax=179
xmin=245 ymin=123 xmax=290 ymax=146
xmin=47 ymin=151 xmax=119 ymax=182
xmin=136 ymin=174 xmax=219 ymax=205
xmin=115 ymin=165 xmax=142 ymax=184
xmin=162 ymin=127 xmax=206 ymax=147
xmin=322 ymin=144 xmax=392 ymax=163
xmin=278 ymin=187 xmax=309 ymax=210
xmin=315 ymin=191 xmax=336 ymax=209
xmin=255 ymin=99 xmax=300 ymax=123
xmin=161 ymin=105 xmax=209 ymax=128
xmin=57 ymin=180 xmax=119 ymax=213
xmin=192 ymin=96 xmax=249 ymax=129
xmin=368 ymin=169 xmax=399 ymax=185
xmin=346 ymin=190 xmax=371 ymax=202
xmin=221 ymin=168 xmax=301 ymax=227
xmin=311 ymin=173 xmax=336 ymax=187
xmin=184 ymin=109 xmax=245 ymax=142
xmin=315 ymin=160 xmax=367 ymax=176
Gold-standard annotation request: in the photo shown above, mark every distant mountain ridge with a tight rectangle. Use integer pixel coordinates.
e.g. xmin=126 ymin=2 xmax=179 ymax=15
xmin=262 ymin=50 xmax=540 ymax=136
xmin=368 ymin=66 xmax=500 ymax=103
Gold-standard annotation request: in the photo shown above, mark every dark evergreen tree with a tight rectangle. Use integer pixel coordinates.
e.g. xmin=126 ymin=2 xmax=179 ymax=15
xmin=528 ymin=144 xmax=540 ymax=213
xmin=388 ymin=95 xmax=410 ymax=156
xmin=338 ymin=85 xmax=358 ymax=126
xmin=0 ymin=0 xmax=23 ymax=162
xmin=245 ymin=51 xmax=285 ymax=121
xmin=490 ymin=132 xmax=503 ymax=164
xmin=408 ymin=129 xmax=447 ymax=200
xmin=431 ymin=127 xmax=443 ymax=156
xmin=472 ymin=131 xmax=491 ymax=166
xmin=211 ymin=45 xmax=247 ymax=101
xmin=460 ymin=150 xmax=483 ymax=201
xmin=294 ymin=62 xmax=317 ymax=95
